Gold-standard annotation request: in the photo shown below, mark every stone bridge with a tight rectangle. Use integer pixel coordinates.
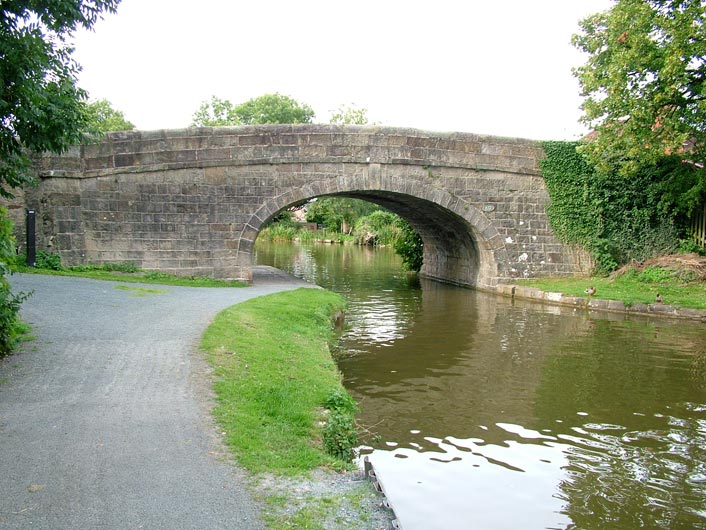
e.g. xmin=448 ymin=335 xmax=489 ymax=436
xmin=12 ymin=124 xmax=589 ymax=290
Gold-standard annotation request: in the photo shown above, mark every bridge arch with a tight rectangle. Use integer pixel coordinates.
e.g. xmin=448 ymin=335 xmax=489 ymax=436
xmin=241 ymin=174 xmax=508 ymax=289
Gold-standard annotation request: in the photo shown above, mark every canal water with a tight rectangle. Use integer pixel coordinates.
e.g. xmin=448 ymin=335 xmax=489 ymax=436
xmin=255 ymin=241 xmax=706 ymax=530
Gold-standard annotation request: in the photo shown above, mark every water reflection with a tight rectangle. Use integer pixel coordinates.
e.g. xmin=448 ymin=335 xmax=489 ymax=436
xmin=255 ymin=241 xmax=706 ymax=530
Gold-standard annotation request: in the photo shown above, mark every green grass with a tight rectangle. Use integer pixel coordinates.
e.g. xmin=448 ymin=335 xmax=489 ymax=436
xmin=515 ymin=271 xmax=706 ymax=309
xmin=263 ymin=485 xmax=375 ymax=530
xmin=15 ymin=264 xmax=247 ymax=288
xmin=200 ymin=288 xmax=351 ymax=474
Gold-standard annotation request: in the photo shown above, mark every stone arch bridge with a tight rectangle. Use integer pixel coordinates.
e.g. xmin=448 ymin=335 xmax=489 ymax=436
xmin=13 ymin=125 xmax=588 ymax=290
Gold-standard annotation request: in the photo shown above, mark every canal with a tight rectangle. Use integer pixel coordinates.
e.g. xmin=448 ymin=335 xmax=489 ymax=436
xmin=255 ymin=240 xmax=706 ymax=530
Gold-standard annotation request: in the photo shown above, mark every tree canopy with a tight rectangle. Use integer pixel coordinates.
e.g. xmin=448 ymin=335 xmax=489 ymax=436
xmin=190 ymin=96 xmax=239 ymax=127
xmin=84 ymin=99 xmax=135 ymax=133
xmin=191 ymin=93 xmax=315 ymax=126
xmin=0 ymin=0 xmax=121 ymax=197
xmin=572 ymin=0 xmax=706 ymax=192
xmin=329 ymin=104 xmax=370 ymax=125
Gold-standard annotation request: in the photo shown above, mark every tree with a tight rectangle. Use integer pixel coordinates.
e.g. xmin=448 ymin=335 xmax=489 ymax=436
xmin=305 ymin=197 xmax=380 ymax=233
xmin=85 ymin=99 xmax=134 ymax=133
xmin=0 ymin=0 xmax=120 ymax=355
xmin=191 ymin=95 xmax=239 ymax=126
xmin=0 ymin=0 xmax=121 ymax=197
xmin=329 ymin=104 xmax=370 ymax=125
xmin=192 ymin=93 xmax=315 ymax=127
xmin=572 ymin=0 xmax=706 ymax=204
xmin=234 ymin=93 xmax=315 ymax=125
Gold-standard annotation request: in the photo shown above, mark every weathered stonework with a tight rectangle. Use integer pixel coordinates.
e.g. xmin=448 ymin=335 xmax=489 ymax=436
xmin=8 ymin=124 xmax=591 ymax=289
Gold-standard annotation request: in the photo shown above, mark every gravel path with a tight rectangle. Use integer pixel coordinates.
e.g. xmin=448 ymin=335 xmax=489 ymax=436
xmin=0 ymin=268 xmax=311 ymax=530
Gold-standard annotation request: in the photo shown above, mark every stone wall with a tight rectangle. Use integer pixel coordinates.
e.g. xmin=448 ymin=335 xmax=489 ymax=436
xmin=9 ymin=124 xmax=590 ymax=289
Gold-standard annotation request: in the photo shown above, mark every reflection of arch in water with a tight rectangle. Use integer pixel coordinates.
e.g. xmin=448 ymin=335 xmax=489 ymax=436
xmin=240 ymin=175 xmax=507 ymax=290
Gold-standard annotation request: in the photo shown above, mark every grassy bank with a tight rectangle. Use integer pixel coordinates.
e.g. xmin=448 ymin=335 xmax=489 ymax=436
xmin=200 ymin=288 xmax=390 ymax=528
xmin=514 ymin=256 xmax=706 ymax=309
xmin=200 ymin=288 xmax=353 ymax=473
xmin=15 ymin=263 xmax=246 ymax=288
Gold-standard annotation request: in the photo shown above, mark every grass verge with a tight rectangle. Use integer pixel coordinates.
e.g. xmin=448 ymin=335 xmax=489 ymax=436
xmin=515 ymin=273 xmax=706 ymax=309
xmin=200 ymin=288 xmax=387 ymax=528
xmin=15 ymin=264 xmax=247 ymax=288
xmin=200 ymin=288 xmax=353 ymax=474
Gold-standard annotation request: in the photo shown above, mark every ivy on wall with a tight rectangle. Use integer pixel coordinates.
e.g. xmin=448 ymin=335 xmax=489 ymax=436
xmin=540 ymin=141 xmax=702 ymax=274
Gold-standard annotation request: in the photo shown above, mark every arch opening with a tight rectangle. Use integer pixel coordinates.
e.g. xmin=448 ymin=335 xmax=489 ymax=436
xmin=248 ymin=188 xmax=503 ymax=290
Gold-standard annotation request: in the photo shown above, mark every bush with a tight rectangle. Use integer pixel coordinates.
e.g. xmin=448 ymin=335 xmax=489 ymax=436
xmin=0 ymin=207 xmax=30 ymax=357
xmin=321 ymin=389 xmax=359 ymax=461
xmin=35 ymin=250 xmax=63 ymax=270
xmin=394 ymin=219 xmax=424 ymax=272
xmin=0 ymin=284 xmax=31 ymax=357
xmin=322 ymin=410 xmax=358 ymax=461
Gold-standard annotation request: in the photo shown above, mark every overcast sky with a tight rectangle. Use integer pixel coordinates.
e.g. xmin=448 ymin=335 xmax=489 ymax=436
xmin=71 ymin=0 xmax=613 ymax=140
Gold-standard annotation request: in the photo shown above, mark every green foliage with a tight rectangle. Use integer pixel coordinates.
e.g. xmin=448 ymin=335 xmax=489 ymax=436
xmin=539 ymin=141 xmax=600 ymax=248
xmin=322 ymin=389 xmax=359 ymax=461
xmin=323 ymin=388 xmax=357 ymax=412
xmin=70 ymin=262 xmax=140 ymax=273
xmin=234 ymin=93 xmax=315 ymax=125
xmin=35 ymin=250 xmax=63 ymax=271
xmin=0 ymin=207 xmax=30 ymax=357
xmin=541 ymin=141 xmax=700 ymax=274
xmin=329 ymin=103 xmax=369 ymax=125
xmin=0 ymin=1 xmax=119 ymax=357
xmin=83 ymin=99 xmax=134 ymax=133
xmin=393 ymin=218 xmax=424 ymax=272
xmin=0 ymin=0 xmax=120 ymax=198
xmin=677 ymin=239 xmax=706 ymax=256
xmin=191 ymin=95 xmax=239 ymax=126
xmin=322 ymin=409 xmax=358 ymax=461
xmin=305 ymin=197 xmax=380 ymax=233
xmin=353 ymin=210 xmax=404 ymax=246
xmin=0 ymin=283 xmax=31 ymax=357
xmin=192 ymin=93 xmax=315 ymax=127
xmin=572 ymin=0 xmax=706 ymax=190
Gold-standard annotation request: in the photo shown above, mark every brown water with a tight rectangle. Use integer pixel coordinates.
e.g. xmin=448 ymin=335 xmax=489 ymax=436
xmin=255 ymin=241 xmax=706 ymax=530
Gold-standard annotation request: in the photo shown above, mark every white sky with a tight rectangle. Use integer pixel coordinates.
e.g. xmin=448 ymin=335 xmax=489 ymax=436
xmin=71 ymin=0 xmax=613 ymax=140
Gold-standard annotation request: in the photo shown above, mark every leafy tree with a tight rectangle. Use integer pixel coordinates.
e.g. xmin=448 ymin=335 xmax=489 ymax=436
xmin=572 ymin=0 xmax=706 ymax=208
xmin=0 ymin=0 xmax=120 ymax=354
xmin=191 ymin=95 xmax=239 ymax=126
xmin=0 ymin=0 xmax=120 ymax=197
xmin=305 ymin=197 xmax=379 ymax=233
xmin=192 ymin=93 xmax=315 ymax=127
xmin=84 ymin=98 xmax=134 ymax=133
xmin=234 ymin=93 xmax=315 ymax=125
xmin=329 ymin=104 xmax=370 ymax=125
xmin=393 ymin=219 xmax=423 ymax=272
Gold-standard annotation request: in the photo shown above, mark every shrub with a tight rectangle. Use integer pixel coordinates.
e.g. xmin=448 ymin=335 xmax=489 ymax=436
xmin=35 ymin=250 xmax=63 ymax=270
xmin=393 ymin=219 xmax=423 ymax=272
xmin=0 ymin=207 xmax=30 ymax=357
xmin=0 ymin=284 xmax=31 ymax=357
xmin=321 ymin=389 xmax=359 ymax=461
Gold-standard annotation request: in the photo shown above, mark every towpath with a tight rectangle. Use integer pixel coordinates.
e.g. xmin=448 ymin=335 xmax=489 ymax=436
xmin=0 ymin=268 xmax=310 ymax=529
